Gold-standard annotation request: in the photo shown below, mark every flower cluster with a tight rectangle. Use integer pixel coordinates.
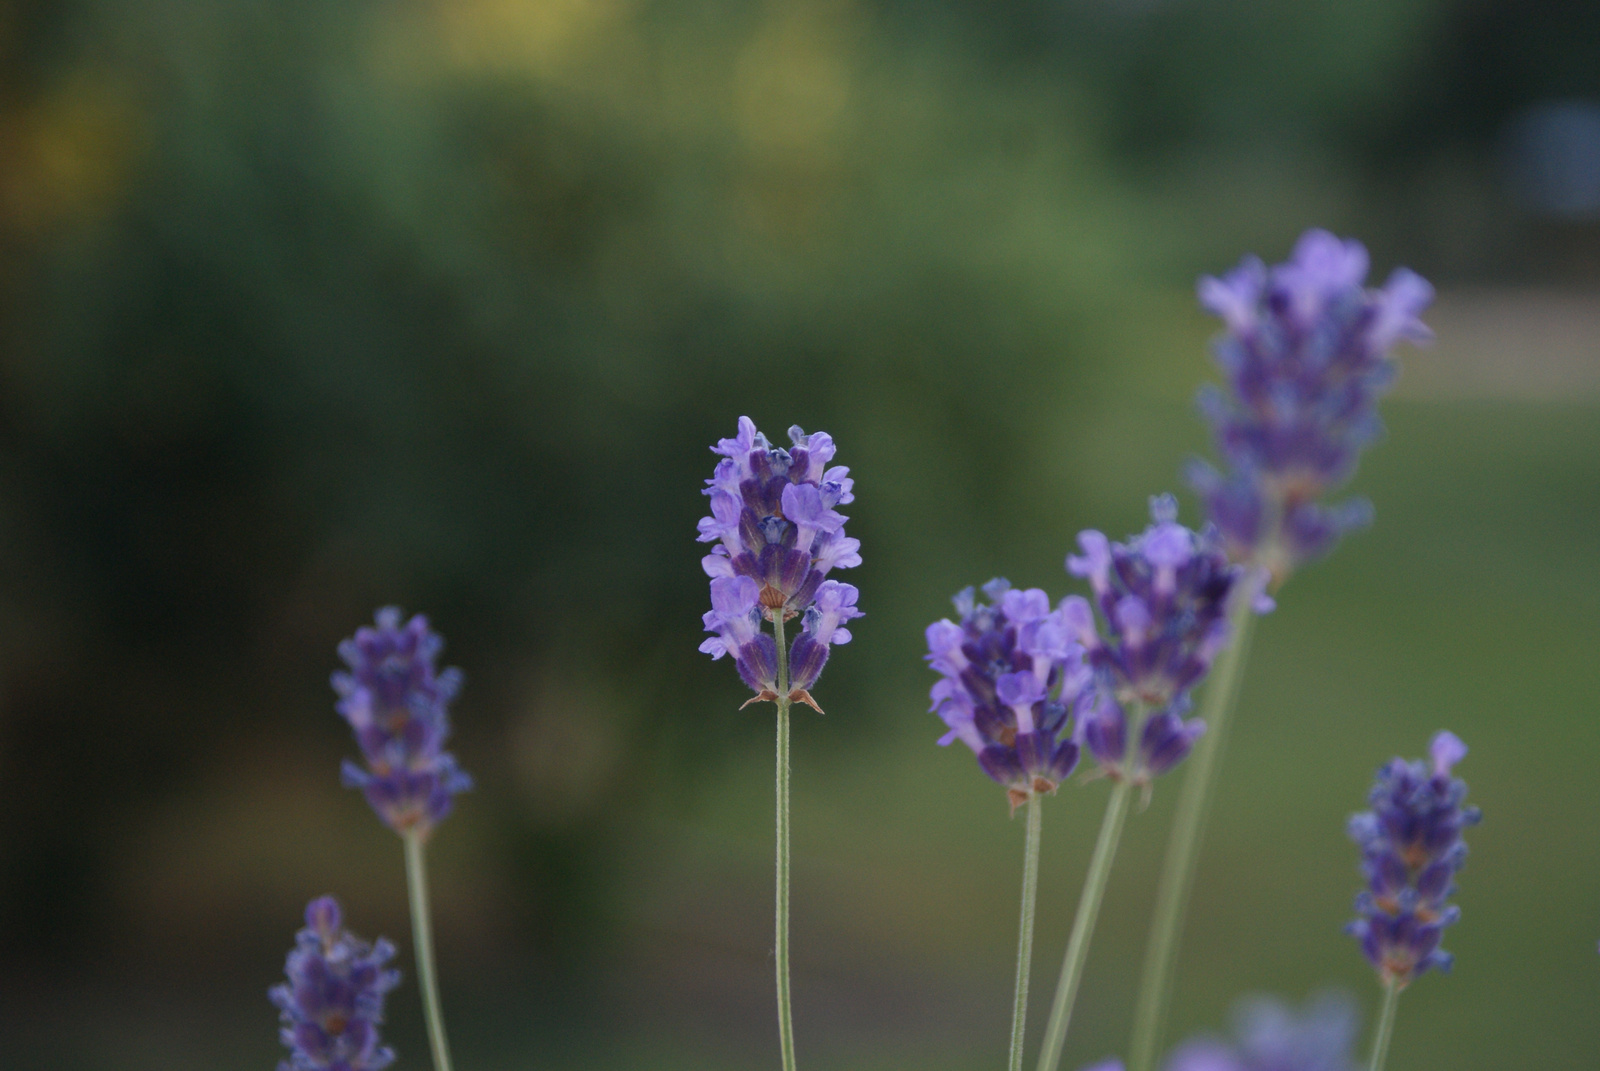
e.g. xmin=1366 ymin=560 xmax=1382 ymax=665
xmin=698 ymin=418 xmax=862 ymax=705
xmin=1347 ymin=731 xmax=1480 ymax=987
xmin=1190 ymin=229 xmax=1433 ymax=580
xmin=333 ymin=608 xmax=473 ymax=839
xmin=1163 ymin=993 xmax=1358 ymax=1071
xmin=271 ymin=896 xmax=401 ymax=1071
xmin=1061 ymin=495 xmax=1250 ymax=784
xmin=926 ymin=579 xmax=1088 ymax=809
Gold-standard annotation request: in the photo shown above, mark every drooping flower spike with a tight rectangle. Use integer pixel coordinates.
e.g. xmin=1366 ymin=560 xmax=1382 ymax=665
xmin=271 ymin=896 xmax=401 ymax=1071
xmin=698 ymin=418 xmax=862 ymax=707
xmin=1163 ymin=992 xmax=1358 ymax=1071
xmin=333 ymin=608 xmax=473 ymax=839
xmin=1061 ymin=495 xmax=1261 ymax=786
xmin=1190 ymin=229 xmax=1433 ymax=582
xmin=927 ymin=579 xmax=1088 ymax=810
xmin=1347 ymin=731 xmax=1481 ymax=988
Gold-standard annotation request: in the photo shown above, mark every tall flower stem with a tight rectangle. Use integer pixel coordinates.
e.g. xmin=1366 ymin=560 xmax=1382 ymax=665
xmin=772 ymin=608 xmax=798 ymax=1071
xmin=1127 ymin=594 xmax=1258 ymax=1071
xmin=1367 ymin=980 xmax=1401 ymax=1071
xmin=1009 ymin=793 xmax=1045 ymax=1071
xmin=1036 ymin=778 xmax=1133 ymax=1071
xmin=404 ymin=831 xmax=456 ymax=1071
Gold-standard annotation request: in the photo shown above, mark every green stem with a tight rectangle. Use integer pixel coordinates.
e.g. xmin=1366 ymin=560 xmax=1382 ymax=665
xmin=1127 ymin=595 xmax=1258 ymax=1071
xmin=404 ymin=831 xmax=456 ymax=1071
xmin=1009 ymin=793 xmax=1045 ymax=1071
xmin=772 ymin=608 xmax=798 ymax=1071
xmin=1367 ymin=980 xmax=1401 ymax=1071
xmin=1036 ymin=778 xmax=1134 ymax=1071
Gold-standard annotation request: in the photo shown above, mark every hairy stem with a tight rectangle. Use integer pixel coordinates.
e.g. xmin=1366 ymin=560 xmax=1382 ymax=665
xmin=773 ymin=608 xmax=797 ymax=1071
xmin=1367 ymin=980 xmax=1401 ymax=1071
xmin=1128 ymin=595 xmax=1258 ymax=1071
xmin=1008 ymin=793 xmax=1045 ymax=1071
xmin=404 ymin=832 xmax=455 ymax=1071
xmin=1036 ymin=778 xmax=1134 ymax=1071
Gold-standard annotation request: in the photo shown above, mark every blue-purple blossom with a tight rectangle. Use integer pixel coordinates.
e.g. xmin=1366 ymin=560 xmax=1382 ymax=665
xmin=698 ymin=418 xmax=862 ymax=705
xmin=1346 ymin=731 xmax=1480 ymax=988
xmin=334 ymin=608 xmax=473 ymax=839
xmin=1190 ymin=230 xmax=1433 ymax=581
xmin=789 ymin=580 xmax=863 ymax=691
xmin=927 ymin=579 xmax=1088 ymax=809
xmin=698 ymin=417 xmax=860 ymax=615
xmin=271 ymin=896 xmax=401 ymax=1071
xmin=1163 ymin=993 xmax=1358 ymax=1071
xmin=1062 ymin=495 xmax=1258 ymax=784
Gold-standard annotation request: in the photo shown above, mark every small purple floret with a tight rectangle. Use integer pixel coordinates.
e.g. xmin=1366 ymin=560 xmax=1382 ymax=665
xmin=698 ymin=418 xmax=862 ymax=702
xmin=334 ymin=608 xmax=473 ymax=839
xmin=925 ymin=578 xmax=1089 ymax=806
xmin=1164 ymin=992 xmax=1358 ymax=1071
xmin=1064 ymin=496 xmax=1252 ymax=783
xmin=271 ymin=896 xmax=401 ymax=1071
xmin=1192 ymin=230 xmax=1433 ymax=581
xmin=1346 ymin=731 xmax=1480 ymax=988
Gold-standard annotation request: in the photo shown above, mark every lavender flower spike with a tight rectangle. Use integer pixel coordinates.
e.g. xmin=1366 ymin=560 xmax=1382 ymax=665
xmin=698 ymin=416 xmax=860 ymax=617
xmin=1164 ymin=992 xmax=1358 ymax=1071
xmin=271 ymin=896 xmax=401 ymax=1071
xmin=1347 ymin=731 xmax=1481 ymax=988
xmin=1191 ymin=229 xmax=1433 ymax=582
xmin=695 ymin=419 xmax=861 ymax=1071
xmin=1063 ymin=495 xmax=1255 ymax=785
xmin=334 ymin=608 xmax=473 ymax=839
xmin=697 ymin=418 xmax=862 ymax=705
xmin=926 ymin=578 xmax=1088 ymax=811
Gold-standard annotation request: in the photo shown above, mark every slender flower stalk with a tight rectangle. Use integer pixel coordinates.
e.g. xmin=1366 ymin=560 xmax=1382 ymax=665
xmin=1010 ymin=794 xmax=1045 ymax=1071
xmin=1036 ymin=776 xmax=1133 ymax=1071
xmin=773 ymin=608 xmax=796 ymax=1071
xmin=406 ymin=834 xmax=454 ymax=1071
xmin=333 ymin=609 xmax=471 ymax=1071
xmin=1128 ymin=232 xmax=1433 ymax=1071
xmin=698 ymin=417 xmax=863 ymax=1071
xmin=1365 ymin=981 xmax=1400 ymax=1071
xmin=1127 ymin=595 xmax=1256 ymax=1071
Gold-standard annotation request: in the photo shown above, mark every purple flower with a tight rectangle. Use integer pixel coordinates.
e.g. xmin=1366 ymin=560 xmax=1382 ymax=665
xmin=1063 ymin=496 xmax=1255 ymax=783
xmin=1191 ymin=230 xmax=1433 ymax=581
xmin=334 ymin=608 xmax=473 ymax=839
xmin=1164 ymin=992 xmax=1358 ymax=1071
xmin=1346 ymin=731 xmax=1480 ymax=988
xmin=271 ymin=896 xmax=401 ymax=1071
xmin=788 ymin=580 xmax=864 ymax=691
xmin=926 ymin=578 xmax=1088 ymax=809
xmin=698 ymin=419 xmax=862 ymax=705
xmin=698 ymin=417 xmax=860 ymax=617
xmin=700 ymin=575 xmax=780 ymax=692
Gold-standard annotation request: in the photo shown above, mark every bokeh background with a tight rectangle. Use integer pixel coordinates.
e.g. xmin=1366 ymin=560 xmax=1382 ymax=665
xmin=2 ymin=0 xmax=1599 ymax=1068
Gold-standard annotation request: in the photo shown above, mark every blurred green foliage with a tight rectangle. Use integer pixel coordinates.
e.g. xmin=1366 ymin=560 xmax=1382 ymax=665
xmin=1 ymin=0 xmax=1598 ymax=1068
